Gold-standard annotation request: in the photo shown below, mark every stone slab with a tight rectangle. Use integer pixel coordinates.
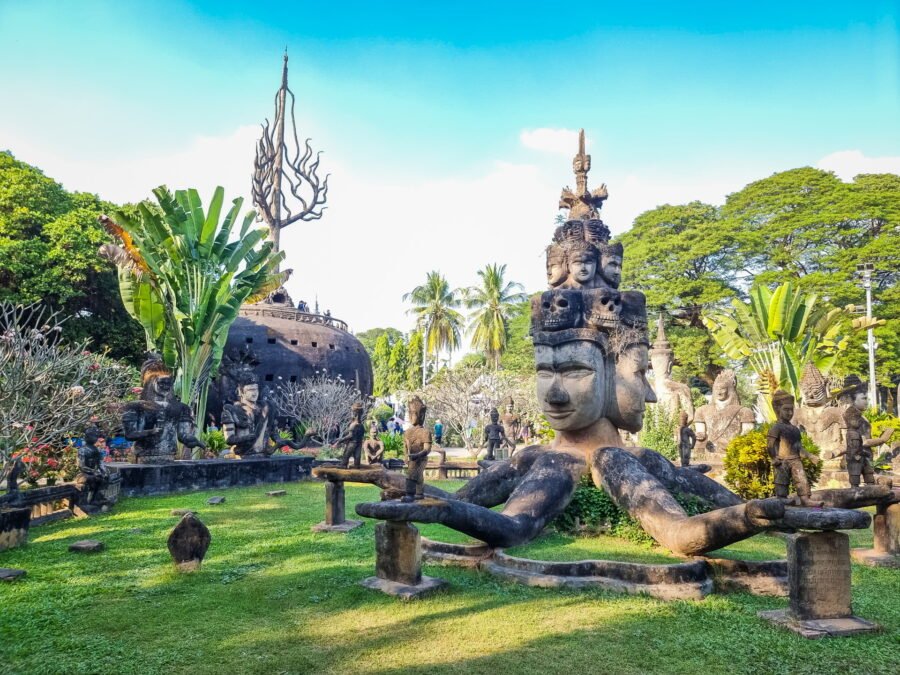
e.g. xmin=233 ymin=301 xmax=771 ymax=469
xmin=207 ymin=496 xmax=226 ymax=505
xmin=312 ymin=466 xmax=387 ymax=483
xmin=311 ymin=519 xmax=363 ymax=533
xmin=266 ymin=490 xmax=287 ymax=497
xmin=851 ymin=548 xmax=900 ymax=569
xmin=360 ymin=574 xmax=447 ymax=600
xmin=69 ymin=539 xmax=104 ymax=553
xmin=0 ymin=568 xmax=26 ymax=581
xmin=758 ymin=610 xmax=880 ymax=638
xmin=777 ymin=506 xmax=871 ymax=531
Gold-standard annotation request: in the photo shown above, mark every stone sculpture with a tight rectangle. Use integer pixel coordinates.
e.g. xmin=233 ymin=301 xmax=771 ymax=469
xmin=834 ymin=376 xmax=894 ymax=487
xmin=167 ymin=512 xmax=211 ymax=572
xmin=363 ymin=421 xmax=385 ymax=465
xmin=793 ymin=362 xmax=846 ymax=458
xmin=648 ymin=314 xmax=694 ymax=423
xmin=337 ymin=402 xmax=366 ymax=469
xmin=481 ymin=408 xmax=511 ymax=461
xmin=677 ymin=411 xmax=695 ymax=468
xmin=222 ymin=369 xmax=305 ymax=459
xmin=74 ymin=425 xmax=120 ymax=511
xmin=402 ymin=396 xmax=431 ymax=503
xmin=597 ymin=241 xmax=623 ymax=289
xmin=767 ymin=391 xmax=820 ymax=506
xmin=692 ymin=370 xmax=754 ymax=454
xmin=355 ymin=131 xmax=866 ymax=557
xmin=122 ymin=355 xmax=206 ymax=463
xmin=500 ymin=397 xmax=521 ymax=457
xmin=546 ymin=244 xmax=568 ymax=288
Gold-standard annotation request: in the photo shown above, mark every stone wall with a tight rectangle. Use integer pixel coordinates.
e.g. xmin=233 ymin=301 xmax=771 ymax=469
xmin=109 ymin=456 xmax=316 ymax=497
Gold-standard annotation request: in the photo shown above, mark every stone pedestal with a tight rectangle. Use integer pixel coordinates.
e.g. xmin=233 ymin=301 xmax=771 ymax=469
xmin=852 ymin=502 xmax=900 ymax=568
xmin=312 ymin=480 xmax=362 ymax=533
xmin=759 ymin=531 xmax=879 ymax=638
xmin=361 ymin=521 xmax=446 ymax=600
xmin=0 ymin=507 xmax=31 ymax=552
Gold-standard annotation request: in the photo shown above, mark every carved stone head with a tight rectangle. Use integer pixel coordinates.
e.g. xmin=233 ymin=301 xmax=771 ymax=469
xmin=140 ymin=354 xmax=174 ymax=403
xmin=235 ymin=369 xmax=260 ymax=404
xmin=772 ymin=390 xmax=795 ymax=423
xmin=799 ymin=362 xmax=828 ymax=407
xmin=489 ymin=408 xmax=500 ymax=424
xmin=539 ymin=289 xmax=583 ymax=331
xmin=598 ymin=241 xmax=624 ymax=289
xmin=407 ymin=396 xmax=427 ymax=426
xmin=712 ymin=369 xmax=739 ymax=405
xmin=546 ymin=244 xmax=568 ymax=288
xmin=564 ymin=240 xmax=599 ymax=287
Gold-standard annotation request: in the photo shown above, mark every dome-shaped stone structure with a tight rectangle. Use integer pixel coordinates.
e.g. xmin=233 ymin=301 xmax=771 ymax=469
xmin=207 ymin=289 xmax=372 ymax=422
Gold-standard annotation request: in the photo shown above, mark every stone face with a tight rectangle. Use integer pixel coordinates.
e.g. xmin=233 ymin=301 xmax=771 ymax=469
xmin=207 ymin=496 xmax=226 ymax=505
xmin=787 ymin=531 xmax=851 ymax=620
xmin=69 ymin=540 xmax=104 ymax=553
xmin=0 ymin=568 xmax=26 ymax=582
xmin=167 ymin=513 xmax=211 ymax=572
xmin=375 ymin=521 xmax=422 ymax=586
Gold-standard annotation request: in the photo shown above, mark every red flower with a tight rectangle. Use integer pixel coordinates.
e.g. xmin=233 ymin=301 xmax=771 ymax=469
xmin=89 ymin=363 xmax=101 ymax=372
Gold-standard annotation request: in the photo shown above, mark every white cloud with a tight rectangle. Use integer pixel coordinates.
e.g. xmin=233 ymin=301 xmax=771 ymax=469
xmin=519 ymin=127 xmax=584 ymax=156
xmin=817 ymin=150 xmax=900 ymax=181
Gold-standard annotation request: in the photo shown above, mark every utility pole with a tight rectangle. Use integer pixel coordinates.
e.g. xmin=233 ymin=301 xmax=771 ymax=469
xmin=422 ymin=322 xmax=429 ymax=388
xmin=857 ymin=262 xmax=878 ymax=409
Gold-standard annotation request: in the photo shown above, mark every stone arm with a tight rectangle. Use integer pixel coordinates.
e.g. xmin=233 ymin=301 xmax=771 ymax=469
xmin=222 ymin=407 xmax=256 ymax=447
xmin=864 ymin=427 xmax=894 ymax=448
xmin=693 ymin=413 xmax=707 ymax=442
xmin=176 ymin=406 xmax=206 ymax=449
xmin=121 ymin=408 xmax=160 ymax=440
xmin=266 ymin=407 xmax=305 ymax=450
xmin=765 ymin=427 xmax=780 ymax=464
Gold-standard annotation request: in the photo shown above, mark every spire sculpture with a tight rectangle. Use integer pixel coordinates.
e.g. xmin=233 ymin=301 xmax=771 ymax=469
xmin=252 ymin=51 xmax=330 ymax=259
xmin=558 ymin=129 xmax=608 ymax=221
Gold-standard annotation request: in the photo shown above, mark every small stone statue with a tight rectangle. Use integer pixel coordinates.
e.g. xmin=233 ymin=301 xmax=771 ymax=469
xmin=767 ymin=390 xmax=820 ymax=506
xmin=649 ymin=314 xmax=694 ymax=424
xmin=402 ymin=396 xmax=432 ymax=502
xmin=75 ymin=425 xmax=119 ymax=509
xmin=222 ymin=369 xmax=304 ymax=459
xmin=481 ymin=408 xmax=511 ymax=461
xmin=362 ymin=421 xmax=385 ymax=465
xmin=122 ymin=355 xmax=206 ymax=463
xmin=337 ymin=402 xmax=366 ymax=469
xmin=692 ymin=369 xmax=754 ymax=454
xmin=677 ymin=411 xmax=695 ymax=468
xmin=834 ymin=377 xmax=894 ymax=487
xmin=500 ymin=397 xmax=521 ymax=457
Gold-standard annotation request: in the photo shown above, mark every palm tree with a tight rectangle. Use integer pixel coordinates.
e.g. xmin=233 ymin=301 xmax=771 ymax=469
xmin=403 ymin=271 xmax=464 ymax=385
xmin=100 ymin=186 xmax=286 ymax=425
xmin=465 ymin=264 xmax=527 ymax=369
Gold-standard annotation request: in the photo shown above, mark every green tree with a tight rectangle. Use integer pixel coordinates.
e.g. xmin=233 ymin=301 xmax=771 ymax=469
xmin=464 ymin=263 xmax=527 ymax=369
xmin=403 ymin=271 xmax=464 ymax=383
xmin=101 ymin=186 xmax=285 ymax=424
xmin=371 ymin=333 xmax=392 ymax=397
xmin=356 ymin=327 xmax=403 ymax=355
xmin=387 ymin=338 xmax=408 ymax=393
xmin=499 ymin=298 xmax=536 ymax=375
xmin=405 ymin=331 xmax=424 ymax=390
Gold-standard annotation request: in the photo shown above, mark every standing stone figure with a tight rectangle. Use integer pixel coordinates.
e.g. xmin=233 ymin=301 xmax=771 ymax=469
xmin=834 ymin=376 xmax=894 ymax=486
xmin=222 ymin=369 xmax=304 ymax=458
xmin=648 ymin=314 xmax=694 ymax=425
xmin=363 ymin=422 xmax=385 ymax=465
xmin=75 ymin=425 xmax=119 ymax=509
xmin=402 ymin=396 xmax=432 ymax=502
xmin=500 ymin=397 xmax=521 ymax=458
xmin=481 ymin=408 xmax=510 ymax=461
xmin=767 ymin=390 xmax=820 ymax=506
xmin=122 ymin=355 xmax=206 ymax=463
xmin=793 ymin=362 xmax=846 ymax=459
xmin=677 ymin=411 xmax=696 ymax=468
xmin=692 ymin=370 xmax=754 ymax=454
xmin=337 ymin=402 xmax=366 ymax=469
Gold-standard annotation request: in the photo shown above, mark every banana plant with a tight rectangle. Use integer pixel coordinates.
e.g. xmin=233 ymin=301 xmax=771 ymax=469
xmin=100 ymin=186 xmax=288 ymax=425
xmin=702 ymin=281 xmax=858 ymax=420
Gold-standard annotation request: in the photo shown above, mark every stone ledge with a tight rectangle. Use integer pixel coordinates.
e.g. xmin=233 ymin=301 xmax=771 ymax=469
xmin=360 ymin=575 xmax=447 ymax=600
xmin=311 ymin=519 xmax=363 ymax=533
xmin=851 ymin=548 xmax=900 ymax=569
xmin=707 ymin=558 xmax=788 ymax=597
xmin=758 ymin=609 xmax=880 ymax=638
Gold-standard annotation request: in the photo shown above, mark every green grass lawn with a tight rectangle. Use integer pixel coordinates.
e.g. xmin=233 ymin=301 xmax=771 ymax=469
xmin=0 ymin=481 xmax=897 ymax=675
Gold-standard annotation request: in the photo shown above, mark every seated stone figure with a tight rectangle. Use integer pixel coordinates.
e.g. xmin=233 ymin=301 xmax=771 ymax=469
xmin=222 ymin=369 xmax=307 ymax=459
xmin=692 ymin=370 xmax=754 ymax=454
xmin=75 ymin=425 xmax=120 ymax=510
xmin=362 ymin=422 xmax=385 ymax=465
xmin=122 ymin=355 xmax=206 ymax=463
xmin=793 ymin=362 xmax=846 ymax=459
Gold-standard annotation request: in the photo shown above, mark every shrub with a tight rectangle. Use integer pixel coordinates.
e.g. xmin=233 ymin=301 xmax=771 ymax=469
xmin=380 ymin=432 xmax=403 ymax=458
xmin=870 ymin=416 xmax=899 ymax=446
xmin=723 ymin=424 xmax=822 ymax=499
xmin=203 ymin=429 xmax=228 ymax=453
xmin=639 ymin=405 xmax=678 ymax=461
xmin=371 ymin=404 xmax=394 ymax=427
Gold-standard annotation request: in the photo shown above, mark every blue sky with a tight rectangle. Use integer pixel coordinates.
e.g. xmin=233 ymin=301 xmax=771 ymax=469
xmin=1 ymin=1 xmax=898 ymax=335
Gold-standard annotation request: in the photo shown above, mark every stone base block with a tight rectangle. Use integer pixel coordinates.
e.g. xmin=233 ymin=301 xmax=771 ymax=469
xmin=758 ymin=609 xmax=880 ymax=638
xmin=311 ymin=519 xmax=363 ymax=533
xmin=851 ymin=548 xmax=900 ymax=569
xmin=175 ymin=559 xmax=202 ymax=573
xmin=0 ymin=568 xmax=26 ymax=582
xmin=360 ymin=574 xmax=447 ymax=600
xmin=68 ymin=539 xmax=104 ymax=553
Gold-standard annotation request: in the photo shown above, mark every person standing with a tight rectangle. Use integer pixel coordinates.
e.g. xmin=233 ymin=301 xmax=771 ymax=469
xmin=434 ymin=419 xmax=444 ymax=446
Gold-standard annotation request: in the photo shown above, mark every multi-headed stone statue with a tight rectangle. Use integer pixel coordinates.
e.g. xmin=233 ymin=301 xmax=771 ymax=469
xmin=692 ymin=370 xmax=754 ymax=454
xmin=648 ymin=314 xmax=694 ymax=424
xmin=222 ymin=369 xmax=306 ymax=458
xmin=767 ymin=390 xmax=820 ymax=506
xmin=122 ymin=355 xmax=206 ymax=463
xmin=402 ymin=396 xmax=432 ymax=502
xmin=337 ymin=402 xmax=366 ymax=469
